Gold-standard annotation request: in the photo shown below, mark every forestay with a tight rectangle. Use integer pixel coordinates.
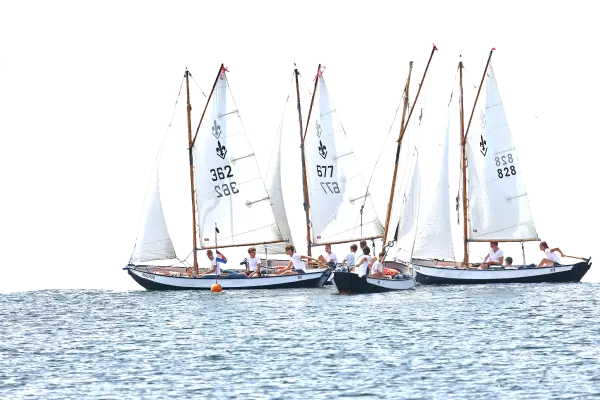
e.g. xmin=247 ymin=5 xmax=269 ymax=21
xmin=386 ymin=64 xmax=432 ymax=261
xmin=412 ymin=109 xmax=455 ymax=260
xmin=304 ymin=75 xmax=383 ymax=245
xmin=466 ymin=64 xmax=538 ymax=242
xmin=193 ymin=70 xmax=284 ymax=248
xmin=130 ymin=162 xmax=177 ymax=263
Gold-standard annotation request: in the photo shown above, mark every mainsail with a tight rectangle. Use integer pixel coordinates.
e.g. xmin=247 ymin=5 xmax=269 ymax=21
xmin=304 ymin=75 xmax=383 ymax=245
xmin=412 ymin=109 xmax=455 ymax=260
xmin=193 ymin=69 xmax=285 ymax=248
xmin=466 ymin=64 xmax=538 ymax=242
xmin=385 ymin=61 xmax=432 ymax=261
xmin=130 ymin=158 xmax=177 ymax=263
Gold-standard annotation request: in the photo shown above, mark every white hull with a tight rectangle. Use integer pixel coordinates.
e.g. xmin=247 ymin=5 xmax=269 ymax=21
xmin=126 ymin=266 xmax=330 ymax=290
xmin=413 ymin=259 xmax=591 ymax=284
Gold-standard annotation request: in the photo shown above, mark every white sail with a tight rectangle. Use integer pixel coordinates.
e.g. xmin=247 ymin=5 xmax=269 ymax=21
xmin=386 ymin=67 xmax=432 ymax=261
xmin=193 ymin=70 xmax=284 ymax=248
xmin=304 ymin=75 xmax=383 ymax=245
xmin=412 ymin=110 xmax=455 ymax=260
xmin=466 ymin=64 xmax=538 ymax=242
xmin=130 ymin=167 xmax=177 ymax=263
xmin=263 ymin=104 xmax=293 ymax=254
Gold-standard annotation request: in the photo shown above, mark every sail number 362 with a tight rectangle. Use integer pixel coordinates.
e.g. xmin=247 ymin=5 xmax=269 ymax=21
xmin=210 ymin=166 xmax=239 ymax=198
xmin=495 ymin=154 xmax=517 ymax=179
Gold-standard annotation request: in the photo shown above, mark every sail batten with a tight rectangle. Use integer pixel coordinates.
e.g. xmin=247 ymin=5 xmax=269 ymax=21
xmin=304 ymin=75 xmax=383 ymax=245
xmin=466 ymin=64 xmax=538 ymax=242
xmin=193 ymin=71 xmax=285 ymax=248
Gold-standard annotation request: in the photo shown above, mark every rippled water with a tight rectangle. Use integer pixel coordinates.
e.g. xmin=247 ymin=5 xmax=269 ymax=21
xmin=1 ymin=283 xmax=599 ymax=399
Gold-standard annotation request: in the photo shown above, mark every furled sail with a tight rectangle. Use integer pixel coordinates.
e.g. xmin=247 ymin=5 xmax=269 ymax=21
xmin=393 ymin=153 xmax=421 ymax=262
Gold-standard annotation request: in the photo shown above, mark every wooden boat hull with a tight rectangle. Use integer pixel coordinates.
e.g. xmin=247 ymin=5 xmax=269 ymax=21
xmin=126 ymin=266 xmax=332 ymax=290
xmin=331 ymin=271 xmax=415 ymax=294
xmin=413 ymin=259 xmax=591 ymax=285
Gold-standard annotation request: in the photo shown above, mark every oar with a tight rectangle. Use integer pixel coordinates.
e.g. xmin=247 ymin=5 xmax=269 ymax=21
xmin=563 ymin=255 xmax=589 ymax=261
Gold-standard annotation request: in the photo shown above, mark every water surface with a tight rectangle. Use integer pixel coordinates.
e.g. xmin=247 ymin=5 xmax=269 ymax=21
xmin=1 ymin=283 xmax=599 ymax=399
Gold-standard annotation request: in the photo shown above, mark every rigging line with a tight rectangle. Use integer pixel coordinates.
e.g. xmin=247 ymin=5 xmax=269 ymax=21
xmin=299 ymin=72 xmax=313 ymax=95
xmin=266 ymin=71 xmax=296 ymax=180
xmin=190 ymin=73 xmax=208 ymax=97
xmin=462 ymin=64 xmax=478 ymax=89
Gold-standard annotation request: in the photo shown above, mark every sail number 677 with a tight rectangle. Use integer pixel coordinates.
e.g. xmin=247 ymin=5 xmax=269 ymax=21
xmin=320 ymin=182 xmax=340 ymax=194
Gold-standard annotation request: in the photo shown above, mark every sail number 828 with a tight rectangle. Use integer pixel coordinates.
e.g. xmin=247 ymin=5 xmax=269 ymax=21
xmin=495 ymin=153 xmax=517 ymax=179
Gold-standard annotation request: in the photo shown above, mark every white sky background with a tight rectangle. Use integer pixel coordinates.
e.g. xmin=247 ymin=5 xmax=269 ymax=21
xmin=0 ymin=16 xmax=8 ymax=72
xmin=0 ymin=16 xmax=8 ymax=56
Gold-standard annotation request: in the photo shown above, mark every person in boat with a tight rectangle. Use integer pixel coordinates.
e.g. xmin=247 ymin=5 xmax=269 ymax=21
xmin=200 ymin=250 xmax=221 ymax=277
xmin=479 ymin=242 xmax=504 ymax=269
xmin=537 ymin=241 xmax=564 ymax=268
xmin=343 ymin=244 xmax=358 ymax=268
xmin=505 ymin=257 xmax=513 ymax=267
xmin=318 ymin=244 xmax=338 ymax=266
xmin=368 ymin=251 xmax=386 ymax=279
xmin=351 ymin=245 xmax=371 ymax=277
xmin=245 ymin=247 xmax=261 ymax=278
xmin=354 ymin=240 xmax=368 ymax=261
xmin=277 ymin=245 xmax=320 ymax=276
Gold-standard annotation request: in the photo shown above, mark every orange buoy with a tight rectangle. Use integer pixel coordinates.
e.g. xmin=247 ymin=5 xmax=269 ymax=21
xmin=211 ymin=283 xmax=222 ymax=293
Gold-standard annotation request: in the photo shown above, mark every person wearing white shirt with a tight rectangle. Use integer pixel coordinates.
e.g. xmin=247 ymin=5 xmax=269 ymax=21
xmin=318 ymin=244 xmax=338 ymax=266
xmin=354 ymin=240 xmax=368 ymax=263
xmin=245 ymin=247 xmax=261 ymax=278
xmin=344 ymin=244 xmax=358 ymax=267
xmin=200 ymin=250 xmax=220 ymax=276
xmin=479 ymin=242 xmax=504 ymax=269
xmin=369 ymin=257 xmax=387 ymax=278
xmin=537 ymin=241 xmax=564 ymax=268
xmin=277 ymin=245 xmax=321 ymax=276
xmin=352 ymin=245 xmax=372 ymax=277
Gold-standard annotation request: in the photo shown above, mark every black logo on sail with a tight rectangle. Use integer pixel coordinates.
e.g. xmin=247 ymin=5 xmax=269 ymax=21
xmin=212 ymin=120 xmax=222 ymax=139
xmin=316 ymin=123 xmax=322 ymax=138
xmin=318 ymin=140 xmax=328 ymax=159
xmin=480 ymin=135 xmax=488 ymax=156
xmin=216 ymin=141 xmax=227 ymax=159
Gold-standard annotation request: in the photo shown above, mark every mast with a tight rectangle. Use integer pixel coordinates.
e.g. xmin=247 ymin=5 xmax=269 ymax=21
xmin=398 ymin=45 xmax=437 ymax=143
xmin=382 ymin=62 xmax=412 ymax=245
xmin=459 ymin=61 xmax=468 ymax=266
xmin=191 ymin=64 xmax=224 ymax=148
xmin=296 ymin=64 xmax=321 ymax=256
xmin=185 ymin=69 xmax=199 ymax=274
xmin=382 ymin=44 xmax=437 ymax=246
xmin=186 ymin=63 xmax=225 ymax=275
xmin=460 ymin=49 xmax=494 ymax=265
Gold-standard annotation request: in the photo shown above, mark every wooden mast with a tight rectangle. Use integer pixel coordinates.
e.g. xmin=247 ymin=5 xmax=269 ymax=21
xmin=460 ymin=49 xmax=494 ymax=265
xmin=184 ymin=69 xmax=199 ymax=274
xmin=185 ymin=64 xmax=224 ymax=273
xmin=382 ymin=62 xmax=412 ymax=245
xmin=459 ymin=61 xmax=468 ymax=266
xmin=296 ymin=64 xmax=321 ymax=256
xmin=397 ymin=45 xmax=437 ymax=143
xmin=191 ymin=64 xmax=224 ymax=148
xmin=382 ymin=44 xmax=437 ymax=246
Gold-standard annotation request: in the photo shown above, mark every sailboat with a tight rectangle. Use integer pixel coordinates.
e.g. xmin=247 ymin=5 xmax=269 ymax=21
xmin=125 ymin=66 xmax=331 ymax=290
xmin=412 ymin=49 xmax=592 ymax=284
xmin=285 ymin=59 xmax=426 ymax=294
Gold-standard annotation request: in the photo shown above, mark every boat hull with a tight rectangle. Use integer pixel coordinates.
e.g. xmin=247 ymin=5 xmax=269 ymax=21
xmin=413 ymin=259 xmax=591 ymax=285
xmin=331 ymin=272 xmax=415 ymax=294
xmin=126 ymin=267 xmax=332 ymax=290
